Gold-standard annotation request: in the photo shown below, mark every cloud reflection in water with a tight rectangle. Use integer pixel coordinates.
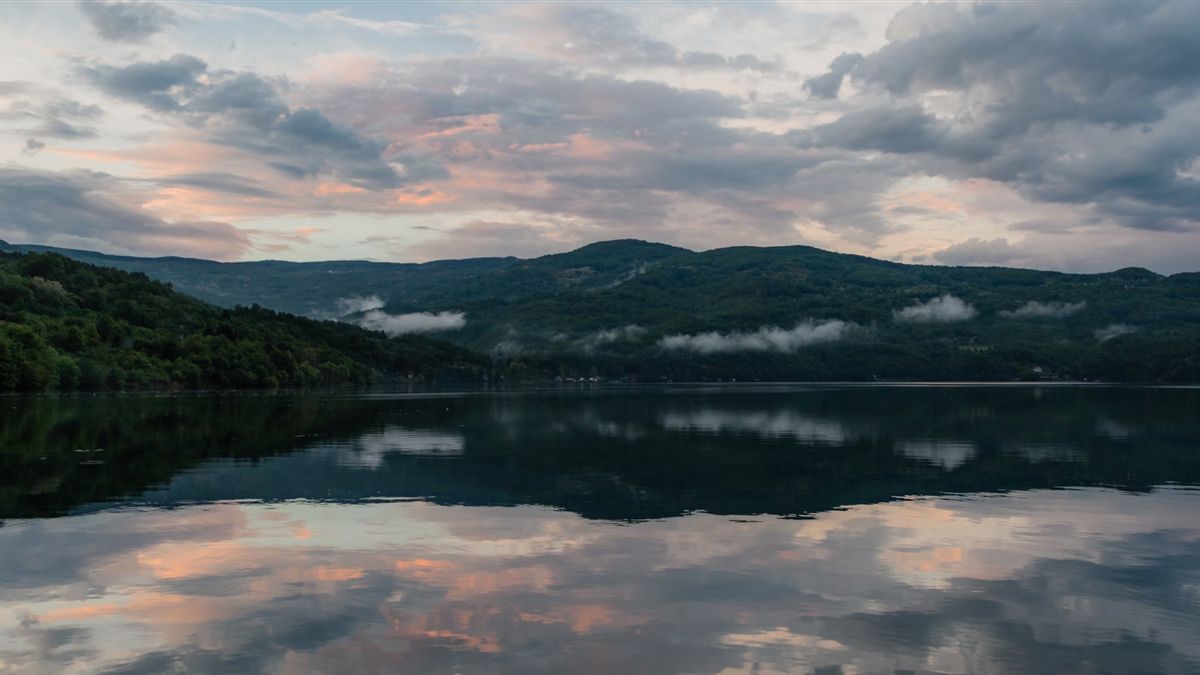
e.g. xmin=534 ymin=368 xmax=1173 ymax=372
xmin=2 ymin=386 xmax=1200 ymax=673
xmin=1 ymin=488 xmax=1199 ymax=674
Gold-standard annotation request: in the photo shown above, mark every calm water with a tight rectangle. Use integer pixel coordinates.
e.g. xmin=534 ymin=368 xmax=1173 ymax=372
xmin=1 ymin=385 xmax=1199 ymax=674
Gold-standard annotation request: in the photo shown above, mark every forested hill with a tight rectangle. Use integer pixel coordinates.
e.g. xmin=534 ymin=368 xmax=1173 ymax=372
xmin=448 ymin=245 xmax=1200 ymax=382
xmin=0 ymin=239 xmax=687 ymax=316
xmin=0 ymin=251 xmax=488 ymax=391
xmin=3 ymin=239 xmax=1199 ymax=383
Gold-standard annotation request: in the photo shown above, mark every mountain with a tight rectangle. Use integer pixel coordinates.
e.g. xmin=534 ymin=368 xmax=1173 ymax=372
xmin=0 ymin=251 xmax=488 ymax=391
xmin=451 ymin=244 xmax=1200 ymax=382
xmin=3 ymin=240 xmax=1198 ymax=382
xmin=0 ymin=239 xmax=685 ymax=316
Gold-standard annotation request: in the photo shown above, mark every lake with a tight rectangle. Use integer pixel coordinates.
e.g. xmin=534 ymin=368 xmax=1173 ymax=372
xmin=1 ymin=385 xmax=1199 ymax=674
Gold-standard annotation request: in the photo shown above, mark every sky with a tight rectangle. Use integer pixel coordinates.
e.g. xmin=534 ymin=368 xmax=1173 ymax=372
xmin=0 ymin=1 xmax=1198 ymax=273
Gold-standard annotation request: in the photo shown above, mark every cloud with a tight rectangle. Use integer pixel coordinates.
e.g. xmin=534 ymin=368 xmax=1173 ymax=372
xmin=659 ymin=320 xmax=849 ymax=354
xmin=156 ymin=173 xmax=281 ymax=199
xmin=926 ymin=227 xmax=1200 ymax=275
xmin=484 ymin=5 xmax=782 ymax=73
xmin=78 ymin=1 xmax=176 ymax=43
xmin=47 ymin=31 xmax=860 ymax=257
xmin=317 ymin=55 xmax=744 ymax=139
xmin=804 ymin=105 xmax=942 ymax=154
xmin=894 ymin=295 xmax=976 ymax=323
xmin=929 ymin=229 xmax=1200 ymax=275
xmin=82 ymin=55 xmax=434 ymax=190
xmin=661 ymin=409 xmax=851 ymax=443
xmin=0 ymin=167 xmax=251 ymax=259
xmin=578 ymin=325 xmax=646 ymax=351
xmin=897 ymin=441 xmax=976 ymax=470
xmin=353 ymin=310 xmax=466 ymax=336
xmin=299 ymin=55 xmax=837 ymax=245
xmin=490 ymin=336 xmax=523 ymax=358
xmin=1000 ymin=301 xmax=1087 ymax=319
xmin=344 ymin=426 xmax=465 ymax=468
xmin=26 ymin=118 xmax=97 ymax=139
xmin=82 ymin=54 xmax=207 ymax=112
xmin=1095 ymin=324 xmax=1137 ymax=342
xmin=860 ymin=2 xmax=1200 ymax=116
xmin=398 ymin=219 xmax=588 ymax=262
xmin=22 ymin=138 xmax=45 ymax=155
xmin=0 ymin=91 xmax=104 ymax=140
xmin=0 ymin=82 xmax=35 ymax=96
xmin=10 ymin=2 xmax=1197 ymax=268
xmin=801 ymin=1 xmax=1200 ymax=235
xmin=5 ymin=478 xmax=1198 ymax=675
xmin=933 ymin=238 xmax=1026 ymax=267
xmin=803 ymin=52 xmax=863 ymax=99
xmin=334 ymin=295 xmax=386 ymax=316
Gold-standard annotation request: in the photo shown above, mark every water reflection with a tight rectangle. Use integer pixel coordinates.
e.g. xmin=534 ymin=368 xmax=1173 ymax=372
xmin=0 ymin=386 xmax=1198 ymax=673
xmin=896 ymin=441 xmax=977 ymax=470
xmin=337 ymin=426 xmax=465 ymax=468
xmin=2 ymin=490 xmax=1198 ymax=674
xmin=659 ymin=409 xmax=851 ymax=443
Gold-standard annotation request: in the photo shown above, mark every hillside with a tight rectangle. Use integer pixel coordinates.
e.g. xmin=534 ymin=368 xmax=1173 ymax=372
xmin=459 ymin=245 xmax=1200 ymax=382
xmin=3 ymin=239 xmax=1198 ymax=383
xmin=0 ymin=243 xmax=514 ymax=317
xmin=0 ymin=251 xmax=488 ymax=391
xmin=0 ymin=239 xmax=685 ymax=316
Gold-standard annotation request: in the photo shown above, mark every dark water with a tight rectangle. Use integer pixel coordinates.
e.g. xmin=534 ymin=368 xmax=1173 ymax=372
xmin=1 ymin=385 xmax=1199 ymax=674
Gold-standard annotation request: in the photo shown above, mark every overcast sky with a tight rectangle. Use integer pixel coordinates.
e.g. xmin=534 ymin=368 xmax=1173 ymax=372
xmin=1 ymin=1 xmax=1197 ymax=272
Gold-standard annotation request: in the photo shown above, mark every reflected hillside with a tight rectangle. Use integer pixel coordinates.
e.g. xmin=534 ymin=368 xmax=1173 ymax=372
xmin=0 ymin=395 xmax=396 ymax=517
xmin=2 ymin=386 xmax=1199 ymax=520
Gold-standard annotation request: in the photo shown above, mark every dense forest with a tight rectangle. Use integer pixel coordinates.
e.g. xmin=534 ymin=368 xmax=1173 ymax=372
xmin=463 ymin=244 xmax=1200 ymax=383
xmin=3 ymin=240 xmax=1199 ymax=385
xmin=0 ymin=251 xmax=488 ymax=391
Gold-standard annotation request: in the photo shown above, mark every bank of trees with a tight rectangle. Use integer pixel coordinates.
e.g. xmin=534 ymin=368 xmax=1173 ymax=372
xmin=0 ymin=252 xmax=488 ymax=391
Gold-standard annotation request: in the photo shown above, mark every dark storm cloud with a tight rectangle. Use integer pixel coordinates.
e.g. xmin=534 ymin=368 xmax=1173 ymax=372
xmin=799 ymin=1 xmax=1200 ymax=234
xmin=78 ymin=1 xmax=176 ymax=44
xmin=82 ymin=55 xmax=433 ymax=190
xmin=0 ymin=167 xmax=250 ymax=258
